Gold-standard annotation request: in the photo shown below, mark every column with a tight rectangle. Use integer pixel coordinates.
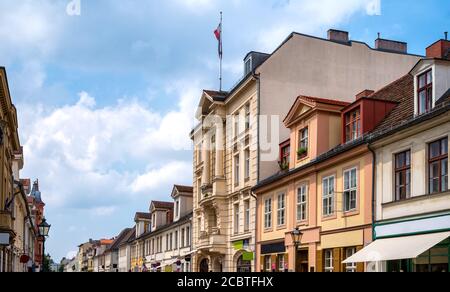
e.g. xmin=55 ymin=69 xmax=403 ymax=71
xmin=215 ymin=121 xmax=225 ymax=178
xmin=202 ymin=132 xmax=211 ymax=186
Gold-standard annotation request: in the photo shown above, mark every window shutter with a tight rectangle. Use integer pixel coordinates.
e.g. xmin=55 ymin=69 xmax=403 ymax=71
xmin=356 ymin=246 xmax=365 ymax=272
xmin=333 ymin=248 xmax=341 ymax=272
xmin=316 ymin=250 xmax=323 ymax=272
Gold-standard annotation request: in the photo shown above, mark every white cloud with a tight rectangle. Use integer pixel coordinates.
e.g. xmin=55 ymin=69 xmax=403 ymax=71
xmin=20 ymin=80 xmax=201 ymax=213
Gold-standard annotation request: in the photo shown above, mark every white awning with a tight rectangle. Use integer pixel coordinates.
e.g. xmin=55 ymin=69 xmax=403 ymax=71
xmin=343 ymin=232 xmax=450 ymax=263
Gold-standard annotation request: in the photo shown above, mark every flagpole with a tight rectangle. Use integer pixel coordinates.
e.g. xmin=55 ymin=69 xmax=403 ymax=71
xmin=219 ymin=11 xmax=223 ymax=92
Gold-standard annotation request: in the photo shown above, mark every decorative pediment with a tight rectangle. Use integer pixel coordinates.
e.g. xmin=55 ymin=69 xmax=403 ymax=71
xmin=284 ymin=95 xmax=349 ymax=128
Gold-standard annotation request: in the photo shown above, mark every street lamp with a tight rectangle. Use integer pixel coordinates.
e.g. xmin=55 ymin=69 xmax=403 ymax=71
xmin=290 ymin=228 xmax=303 ymax=272
xmin=38 ymin=218 xmax=51 ymax=272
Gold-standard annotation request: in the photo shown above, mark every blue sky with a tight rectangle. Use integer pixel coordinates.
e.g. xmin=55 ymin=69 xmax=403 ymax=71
xmin=0 ymin=0 xmax=448 ymax=261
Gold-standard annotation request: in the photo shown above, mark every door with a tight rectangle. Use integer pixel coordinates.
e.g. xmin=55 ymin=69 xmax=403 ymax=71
xmin=296 ymin=249 xmax=309 ymax=272
xmin=199 ymin=258 xmax=209 ymax=273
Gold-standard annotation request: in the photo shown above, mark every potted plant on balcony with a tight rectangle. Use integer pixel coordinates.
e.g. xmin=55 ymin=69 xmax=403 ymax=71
xmin=278 ymin=161 xmax=289 ymax=172
xmin=297 ymin=147 xmax=308 ymax=159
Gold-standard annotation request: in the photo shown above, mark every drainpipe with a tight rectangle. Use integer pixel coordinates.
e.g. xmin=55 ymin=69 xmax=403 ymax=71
xmin=251 ymin=70 xmax=260 ymax=273
xmin=368 ymin=144 xmax=377 ymax=242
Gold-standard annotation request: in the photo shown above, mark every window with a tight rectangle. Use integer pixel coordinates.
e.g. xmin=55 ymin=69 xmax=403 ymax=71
xmin=395 ymin=151 xmax=411 ymax=201
xmin=237 ymin=255 xmax=252 ymax=273
xmin=245 ymin=149 xmax=250 ymax=180
xmin=152 ymin=213 xmax=156 ymax=228
xmin=176 ymin=200 xmax=180 ymax=218
xmin=181 ymin=228 xmax=185 ymax=248
xmin=323 ymin=176 xmax=335 ymax=217
xmin=245 ymin=103 xmax=250 ymax=130
xmin=278 ymin=254 xmax=286 ymax=272
xmin=174 ymin=231 xmax=178 ymax=249
xmin=234 ymin=113 xmax=240 ymax=138
xmin=418 ymin=70 xmax=433 ymax=115
xmin=277 ymin=193 xmax=286 ymax=226
xmin=152 ymin=239 xmax=155 ymax=254
xmin=343 ymin=168 xmax=357 ymax=212
xmin=166 ymin=234 xmax=169 ymax=251
xmin=429 ymin=138 xmax=448 ymax=194
xmin=244 ymin=58 xmax=252 ymax=75
xmin=264 ymin=198 xmax=272 ymax=229
xmin=244 ymin=200 xmax=250 ymax=232
xmin=345 ymin=108 xmax=361 ymax=142
xmin=324 ymin=250 xmax=334 ymax=272
xmin=186 ymin=227 xmax=191 ymax=246
xmin=298 ymin=128 xmax=309 ymax=158
xmin=345 ymin=248 xmax=357 ymax=272
xmin=280 ymin=141 xmax=290 ymax=169
xmin=264 ymin=256 xmax=271 ymax=272
xmin=297 ymin=185 xmax=308 ymax=222
xmin=211 ymin=135 xmax=216 ymax=178
xmin=234 ymin=154 xmax=240 ymax=186
xmin=234 ymin=204 xmax=240 ymax=235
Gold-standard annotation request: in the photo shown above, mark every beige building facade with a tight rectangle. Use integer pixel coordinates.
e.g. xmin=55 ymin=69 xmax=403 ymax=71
xmin=191 ymin=29 xmax=423 ymax=272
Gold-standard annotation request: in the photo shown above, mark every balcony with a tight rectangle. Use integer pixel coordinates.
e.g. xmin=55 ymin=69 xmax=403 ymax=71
xmin=197 ymin=228 xmax=227 ymax=253
xmin=0 ymin=211 xmax=13 ymax=233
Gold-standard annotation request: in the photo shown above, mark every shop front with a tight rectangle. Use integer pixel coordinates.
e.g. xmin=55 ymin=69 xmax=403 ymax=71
xmin=259 ymin=241 xmax=287 ymax=272
xmin=344 ymin=213 xmax=450 ymax=272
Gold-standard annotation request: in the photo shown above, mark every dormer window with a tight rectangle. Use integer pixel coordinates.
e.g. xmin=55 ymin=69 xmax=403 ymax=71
xmin=418 ymin=70 xmax=433 ymax=115
xmin=298 ymin=128 xmax=309 ymax=159
xmin=279 ymin=140 xmax=290 ymax=170
xmin=345 ymin=108 xmax=361 ymax=142
xmin=244 ymin=57 xmax=252 ymax=75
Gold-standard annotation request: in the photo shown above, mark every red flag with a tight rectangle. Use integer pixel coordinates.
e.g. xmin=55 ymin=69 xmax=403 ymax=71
xmin=214 ymin=22 xmax=222 ymax=59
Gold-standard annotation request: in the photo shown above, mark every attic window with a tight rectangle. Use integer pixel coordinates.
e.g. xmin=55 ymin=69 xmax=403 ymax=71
xmin=417 ymin=70 xmax=433 ymax=115
xmin=345 ymin=108 xmax=361 ymax=142
xmin=244 ymin=57 xmax=252 ymax=75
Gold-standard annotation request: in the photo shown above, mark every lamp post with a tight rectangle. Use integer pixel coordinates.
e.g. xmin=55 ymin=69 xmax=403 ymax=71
xmin=290 ymin=227 xmax=303 ymax=272
xmin=38 ymin=218 xmax=51 ymax=272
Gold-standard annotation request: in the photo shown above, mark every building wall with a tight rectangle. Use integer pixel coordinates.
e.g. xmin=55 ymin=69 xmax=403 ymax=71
xmin=257 ymin=34 xmax=421 ymax=180
xmin=375 ymin=118 xmax=450 ymax=222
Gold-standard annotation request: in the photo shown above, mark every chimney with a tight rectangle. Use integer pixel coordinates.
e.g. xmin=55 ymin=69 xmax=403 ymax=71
xmin=375 ymin=36 xmax=408 ymax=54
xmin=426 ymin=35 xmax=450 ymax=60
xmin=327 ymin=29 xmax=349 ymax=43
xmin=356 ymin=90 xmax=375 ymax=100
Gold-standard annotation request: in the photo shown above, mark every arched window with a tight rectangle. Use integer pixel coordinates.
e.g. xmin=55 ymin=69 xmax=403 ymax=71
xmin=236 ymin=255 xmax=251 ymax=273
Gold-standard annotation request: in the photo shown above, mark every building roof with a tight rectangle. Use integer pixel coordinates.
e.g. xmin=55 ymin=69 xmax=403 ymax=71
xmin=203 ymin=90 xmax=228 ymax=102
xmin=135 ymin=212 xmax=152 ymax=221
xmin=151 ymin=201 xmax=174 ymax=210
xmin=120 ymin=228 xmax=136 ymax=246
xmin=106 ymin=228 xmax=133 ymax=252
xmin=173 ymin=185 xmax=193 ymax=193
xmin=135 ymin=212 xmax=193 ymax=241
xmin=299 ymin=95 xmax=351 ymax=107
xmin=30 ymin=179 xmax=43 ymax=204
xmin=371 ymin=74 xmax=415 ymax=133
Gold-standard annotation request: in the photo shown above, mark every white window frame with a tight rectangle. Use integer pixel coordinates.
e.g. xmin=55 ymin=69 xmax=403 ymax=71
xmin=299 ymin=128 xmax=309 ymax=151
xmin=186 ymin=226 xmax=191 ymax=246
xmin=244 ymin=200 xmax=250 ymax=232
xmin=245 ymin=149 xmax=250 ymax=180
xmin=345 ymin=248 xmax=357 ymax=272
xmin=277 ymin=193 xmax=286 ymax=227
xmin=322 ymin=176 xmax=335 ymax=217
xmin=297 ymin=185 xmax=308 ymax=222
xmin=324 ymin=250 xmax=334 ymax=272
xmin=278 ymin=254 xmax=285 ymax=272
xmin=234 ymin=203 xmax=240 ymax=235
xmin=245 ymin=103 xmax=250 ymax=130
xmin=343 ymin=168 xmax=358 ymax=212
xmin=234 ymin=154 xmax=240 ymax=186
xmin=265 ymin=256 xmax=271 ymax=272
xmin=264 ymin=198 xmax=272 ymax=229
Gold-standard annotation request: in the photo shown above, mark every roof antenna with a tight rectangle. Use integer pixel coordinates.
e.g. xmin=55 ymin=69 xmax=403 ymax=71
xmin=445 ymin=32 xmax=448 ymax=41
xmin=377 ymin=32 xmax=381 ymax=39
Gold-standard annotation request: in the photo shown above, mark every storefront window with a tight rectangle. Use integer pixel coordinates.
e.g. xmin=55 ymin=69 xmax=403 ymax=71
xmin=278 ymin=254 xmax=285 ymax=272
xmin=264 ymin=256 xmax=271 ymax=272
xmin=324 ymin=250 xmax=334 ymax=272
xmin=388 ymin=239 xmax=450 ymax=273
xmin=237 ymin=255 xmax=251 ymax=273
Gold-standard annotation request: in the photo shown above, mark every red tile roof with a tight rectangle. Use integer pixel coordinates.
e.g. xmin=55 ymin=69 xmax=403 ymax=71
xmin=135 ymin=212 xmax=152 ymax=220
xmin=174 ymin=185 xmax=193 ymax=193
xmin=371 ymin=74 xmax=415 ymax=132
xmin=152 ymin=201 xmax=174 ymax=210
